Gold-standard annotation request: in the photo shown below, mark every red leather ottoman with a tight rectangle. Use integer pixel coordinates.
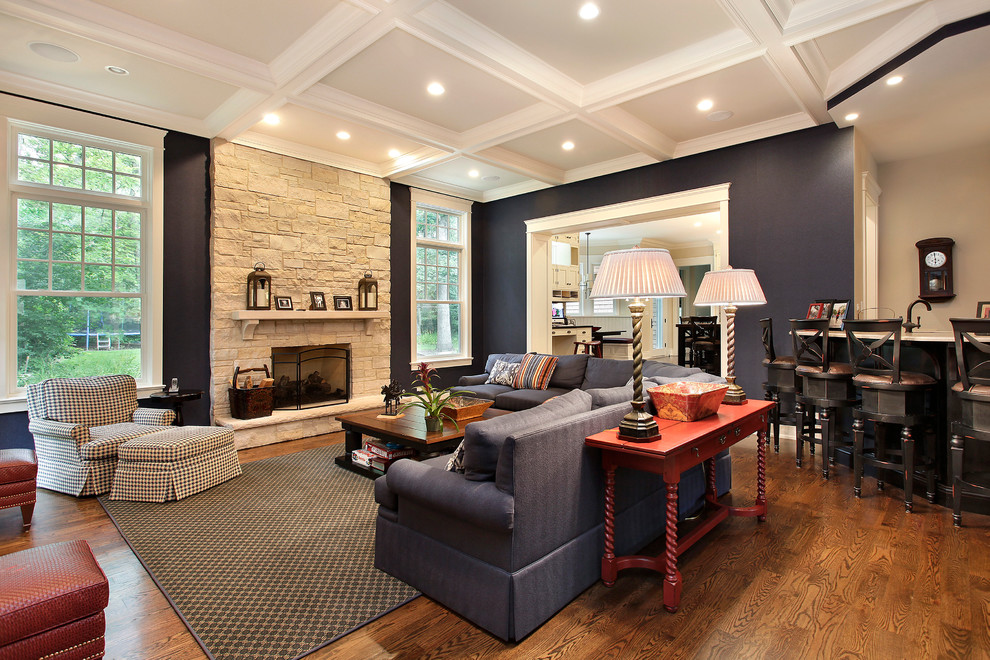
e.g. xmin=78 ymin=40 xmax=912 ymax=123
xmin=0 ymin=540 xmax=110 ymax=660
xmin=0 ymin=449 xmax=37 ymax=530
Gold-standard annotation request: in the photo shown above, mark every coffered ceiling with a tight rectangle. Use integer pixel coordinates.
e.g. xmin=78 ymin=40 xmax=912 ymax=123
xmin=2 ymin=0 xmax=988 ymax=202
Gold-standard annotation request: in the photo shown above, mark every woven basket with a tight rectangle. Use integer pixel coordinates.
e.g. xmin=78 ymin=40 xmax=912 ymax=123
xmin=442 ymin=396 xmax=494 ymax=421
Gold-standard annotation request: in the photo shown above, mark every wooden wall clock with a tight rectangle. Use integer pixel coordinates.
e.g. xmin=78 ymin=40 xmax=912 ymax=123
xmin=916 ymin=237 xmax=955 ymax=300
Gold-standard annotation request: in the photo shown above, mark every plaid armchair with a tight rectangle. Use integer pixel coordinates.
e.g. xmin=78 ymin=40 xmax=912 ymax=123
xmin=26 ymin=375 xmax=175 ymax=496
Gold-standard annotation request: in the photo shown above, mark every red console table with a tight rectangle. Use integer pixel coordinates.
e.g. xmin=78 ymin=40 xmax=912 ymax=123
xmin=585 ymin=399 xmax=774 ymax=613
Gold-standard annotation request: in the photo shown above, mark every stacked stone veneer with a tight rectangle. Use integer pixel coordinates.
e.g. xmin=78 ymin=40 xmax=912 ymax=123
xmin=210 ymin=140 xmax=390 ymax=442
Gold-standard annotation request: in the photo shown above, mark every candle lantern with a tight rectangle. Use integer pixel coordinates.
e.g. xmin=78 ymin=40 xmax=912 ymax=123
xmin=358 ymin=271 xmax=378 ymax=311
xmin=246 ymin=262 xmax=272 ymax=310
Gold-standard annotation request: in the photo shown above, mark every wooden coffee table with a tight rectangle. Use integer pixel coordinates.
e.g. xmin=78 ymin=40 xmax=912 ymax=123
xmin=335 ymin=406 xmax=510 ymax=478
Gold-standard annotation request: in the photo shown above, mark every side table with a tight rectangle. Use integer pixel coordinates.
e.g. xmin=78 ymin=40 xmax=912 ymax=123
xmin=148 ymin=389 xmax=203 ymax=426
xmin=585 ymin=399 xmax=773 ymax=613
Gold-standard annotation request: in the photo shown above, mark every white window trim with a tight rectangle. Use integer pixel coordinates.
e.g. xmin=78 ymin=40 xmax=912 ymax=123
xmin=0 ymin=97 xmax=164 ymax=413
xmin=410 ymin=189 xmax=472 ymax=369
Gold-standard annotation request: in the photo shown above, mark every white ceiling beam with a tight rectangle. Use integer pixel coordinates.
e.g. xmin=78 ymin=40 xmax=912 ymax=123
xmin=0 ymin=0 xmax=275 ymax=91
xmin=410 ymin=2 xmax=583 ymax=108
xmin=210 ymin=91 xmax=285 ymax=140
xmin=781 ymin=0 xmax=927 ymax=43
xmin=268 ymin=3 xmax=378 ymax=85
xmin=293 ymin=84 xmax=461 ymax=151
xmin=458 ymin=104 xmax=571 ymax=153
xmin=472 ymin=146 xmax=566 ymax=185
xmin=584 ymin=107 xmax=677 ymax=161
xmin=717 ymin=0 xmax=831 ymax=122
xmin=674 ymin=112 xmax=814 ymax=158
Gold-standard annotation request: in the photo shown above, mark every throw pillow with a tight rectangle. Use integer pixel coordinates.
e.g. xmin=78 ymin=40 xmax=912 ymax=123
xmin=445 ymin=440 xmax=466 ymax=473
xmin=512 ymin=353 xmax=558 ymax=390
xmin=486 ymin=360 xmax=519 ymax=386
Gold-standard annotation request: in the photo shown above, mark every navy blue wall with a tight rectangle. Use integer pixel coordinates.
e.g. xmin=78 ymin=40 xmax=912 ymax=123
xmin=0 ymin=131 xmax=211 ymax=450
xmin=474 ymin=124 xmax=855 ymax=397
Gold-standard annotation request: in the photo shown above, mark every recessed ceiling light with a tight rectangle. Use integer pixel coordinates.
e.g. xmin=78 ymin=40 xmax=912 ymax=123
xmin=262 ymin=113 xmax=280 ymax=125
xmin=579 ymin=2 xmax=600 ymax=20
xmin=706 ymin=110 xmax=733 ymax=122
xmin=105 ymin=65 xmax=129 ymax=76
xmin=336 ymin=131 xmax=350 ymax=140
xmin=716 ymin=229 xmax=722 ymax=235
xmin=388 ymin=149 xmax=401 ymax=159
xmin=562 ymin=141 xmax=575 ymax=151
xmin=693 ymin=221 xmax=702 ymax=227
xmin=427 ymin=82 xmax=445 ymax=96
xmin=28 ymin=41 xmax=79 ymax=63
xmin=886 ymin=75 xmax=903 ymax=86
xmin=844 ymin=112 xmax=859 ymax=122
xmin=697 ymin=99 xmax=714 ymax=112
xmin=468 ymin=169 xmax=480 ymax=178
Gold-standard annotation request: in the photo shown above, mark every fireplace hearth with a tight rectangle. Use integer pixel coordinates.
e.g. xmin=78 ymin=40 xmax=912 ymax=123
xmin=271 ymin=344 xmax=350 ymax=410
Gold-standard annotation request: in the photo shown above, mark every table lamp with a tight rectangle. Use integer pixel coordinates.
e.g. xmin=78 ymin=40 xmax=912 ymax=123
xmin=693 ymin=267 xmax=767 ymax=404
xmin=591 ymin=248 xmax=686 ymax=441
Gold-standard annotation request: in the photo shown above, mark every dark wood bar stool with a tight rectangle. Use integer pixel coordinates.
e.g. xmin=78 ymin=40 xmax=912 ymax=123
xmin=949 ymin=318 xmax=990 ymax=526
xmin=686 ymin=316 xmax=720 ymax=374
xmin=846 ymin=319 xmax=937 ymax=512
xmin=760 ymin=317 xmax=797 ymax=453
xmin=791 ymin=318 xmax=856 ymax=479
xmin=574 ymin=340 xmax=603 ymax=357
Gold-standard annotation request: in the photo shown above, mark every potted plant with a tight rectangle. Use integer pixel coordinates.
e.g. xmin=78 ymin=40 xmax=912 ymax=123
xmin=400 ymin=362 xmax=470 ymax=432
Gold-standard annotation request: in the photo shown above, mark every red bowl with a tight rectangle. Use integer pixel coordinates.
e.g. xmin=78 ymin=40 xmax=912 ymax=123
xmin=648 ymin=382 xmax=729 ymax=421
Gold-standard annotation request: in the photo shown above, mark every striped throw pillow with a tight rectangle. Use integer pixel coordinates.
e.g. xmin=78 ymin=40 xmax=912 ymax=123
xmin=512 ymin=353 xmax=558 ymax=390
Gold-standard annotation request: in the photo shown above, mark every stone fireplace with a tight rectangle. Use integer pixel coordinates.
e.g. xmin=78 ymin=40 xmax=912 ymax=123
xmin=272 ymin=344 xmax=350 ymax=410
xmin=209 ymin=140 xmax=391 ymax=448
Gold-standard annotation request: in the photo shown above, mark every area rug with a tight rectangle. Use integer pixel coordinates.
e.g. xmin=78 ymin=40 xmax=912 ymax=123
xmin=99 ymin=444 xmax=419 ymax=660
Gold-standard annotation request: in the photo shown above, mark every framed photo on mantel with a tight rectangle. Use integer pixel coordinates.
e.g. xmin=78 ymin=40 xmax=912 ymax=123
xmin=309 ymin=291 xmax=327 ymax=311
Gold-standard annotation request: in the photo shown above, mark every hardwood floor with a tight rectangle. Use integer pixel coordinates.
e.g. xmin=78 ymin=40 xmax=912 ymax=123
xmin=2 ymin=429 xmax=987 ymax=659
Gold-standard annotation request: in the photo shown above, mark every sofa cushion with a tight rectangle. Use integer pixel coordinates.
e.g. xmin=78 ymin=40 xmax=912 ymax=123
xmin=445 ymin=440 xmax=466 ymax=473
xmin=486 ymin=360 xmax=519 ymax=386
xmin=642 ymin=361 xmax=706 ymax=379
xmin=41 ymin=375 xmax=138 ymax=427
xmin=512 ymin=354 xmax=558 ymax=390
xmin=581 ymin=357 xmax=634 ymax=389
xmin=457 ymin=383 xmax=513 ymax=401
xmin=586 ymin=385 xmax=634 ymax=409
xmin=462 ymin=389 xmax=593 ymax=482
xmin=547 ymin=353 xmax=589 ymax=390
xmin=484 ymin=353 xmax=525 ymax=374
xmin=494 ymin=387 xmax=570 ymax=411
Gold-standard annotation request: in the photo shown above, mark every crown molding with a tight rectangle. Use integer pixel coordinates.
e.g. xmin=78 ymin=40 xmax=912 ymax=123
xmin=792 ymin=40 xmax=831 ymax=91
xmin=674 ymin=112 xmax=815 ymax=158
xmin=392 ymin=172 xmax=486 ymax=202
xmin=0 ymin=0 xmax=275 ymax=91
xmin=297 ymin=84 xmax=461 ymax=151
xmin=0 ymin=69 xmax=209 ymax=136
xmin=780 ymin=0 xmax=927 ymax=43
xmin=410 ymin=2 xmax=583 ymax=107
xmin=382 ymin=146 xmax=457 ymax=178
xmin=562 ymin=153 xmax=657 ymax=185
xmin=480 ymin=179 xmax=552 ymax=203
xmin=268 ymin=3 xmax=377 ymax=85
xmin=233 ymin=131 xmax=386 ymax=178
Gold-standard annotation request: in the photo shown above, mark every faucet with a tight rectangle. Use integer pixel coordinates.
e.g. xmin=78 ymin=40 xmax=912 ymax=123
xmin=903 ymin=299 xmax=932 ymax=333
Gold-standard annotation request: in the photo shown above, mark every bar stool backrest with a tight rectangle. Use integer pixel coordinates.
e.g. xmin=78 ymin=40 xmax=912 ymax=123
xmin=760 ymin=318 xmax=776 ymax=362
xmin=951 ymin=318 xmax=990 ymax=390
xmin=790 ymin=318 xmax=832 ymax=370
xmin=689 ymin=317 xmax=719 ymax=345
xmin=844 ymin=319 xmax=901 ymax=382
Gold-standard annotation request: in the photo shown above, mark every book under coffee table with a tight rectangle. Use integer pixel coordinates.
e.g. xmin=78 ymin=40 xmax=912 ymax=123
xmin=335 ymin=407 xmax=511 ymax=478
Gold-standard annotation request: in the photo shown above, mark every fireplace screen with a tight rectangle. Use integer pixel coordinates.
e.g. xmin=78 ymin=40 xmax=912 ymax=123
xmin=271 ymin=344 xmax=350 ymax=410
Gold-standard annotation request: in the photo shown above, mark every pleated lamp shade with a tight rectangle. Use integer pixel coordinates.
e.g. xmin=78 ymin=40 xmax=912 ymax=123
xmin=589 ymin=248 xmax=686 ymax=299
xmin=694 ymin=267 xmax=767 ymax=306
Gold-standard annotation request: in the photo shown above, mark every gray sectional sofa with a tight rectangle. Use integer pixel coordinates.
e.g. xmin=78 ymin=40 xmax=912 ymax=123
xmin=375 ymin=373 xmax=732 ymax=641
xmin=456 ymin=353 xmax=725 ymax=411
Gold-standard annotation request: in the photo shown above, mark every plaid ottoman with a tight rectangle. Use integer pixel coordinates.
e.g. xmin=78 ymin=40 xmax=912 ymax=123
xmin=110 ymin=426 xmax=241 ymax=502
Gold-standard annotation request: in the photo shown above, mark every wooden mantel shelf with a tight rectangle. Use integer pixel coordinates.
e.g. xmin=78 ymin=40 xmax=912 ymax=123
xmin=231 ymin=309 xmax=388 ymax=340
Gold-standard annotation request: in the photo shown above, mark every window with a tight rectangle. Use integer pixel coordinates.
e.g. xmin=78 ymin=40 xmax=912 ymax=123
xmin=564 ymin=301 xmax=581 ymax=316
xmin=593 ymin=298 xmax=615 ymax=315
xmin=411 ymin=190 xmax=471 ymax=367
xmin=3 ymin=113 xmax=163 ymax=401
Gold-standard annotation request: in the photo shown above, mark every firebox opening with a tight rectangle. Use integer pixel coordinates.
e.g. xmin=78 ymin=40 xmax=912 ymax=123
xmin=271 ymin=344 xmax=350 ymax=410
